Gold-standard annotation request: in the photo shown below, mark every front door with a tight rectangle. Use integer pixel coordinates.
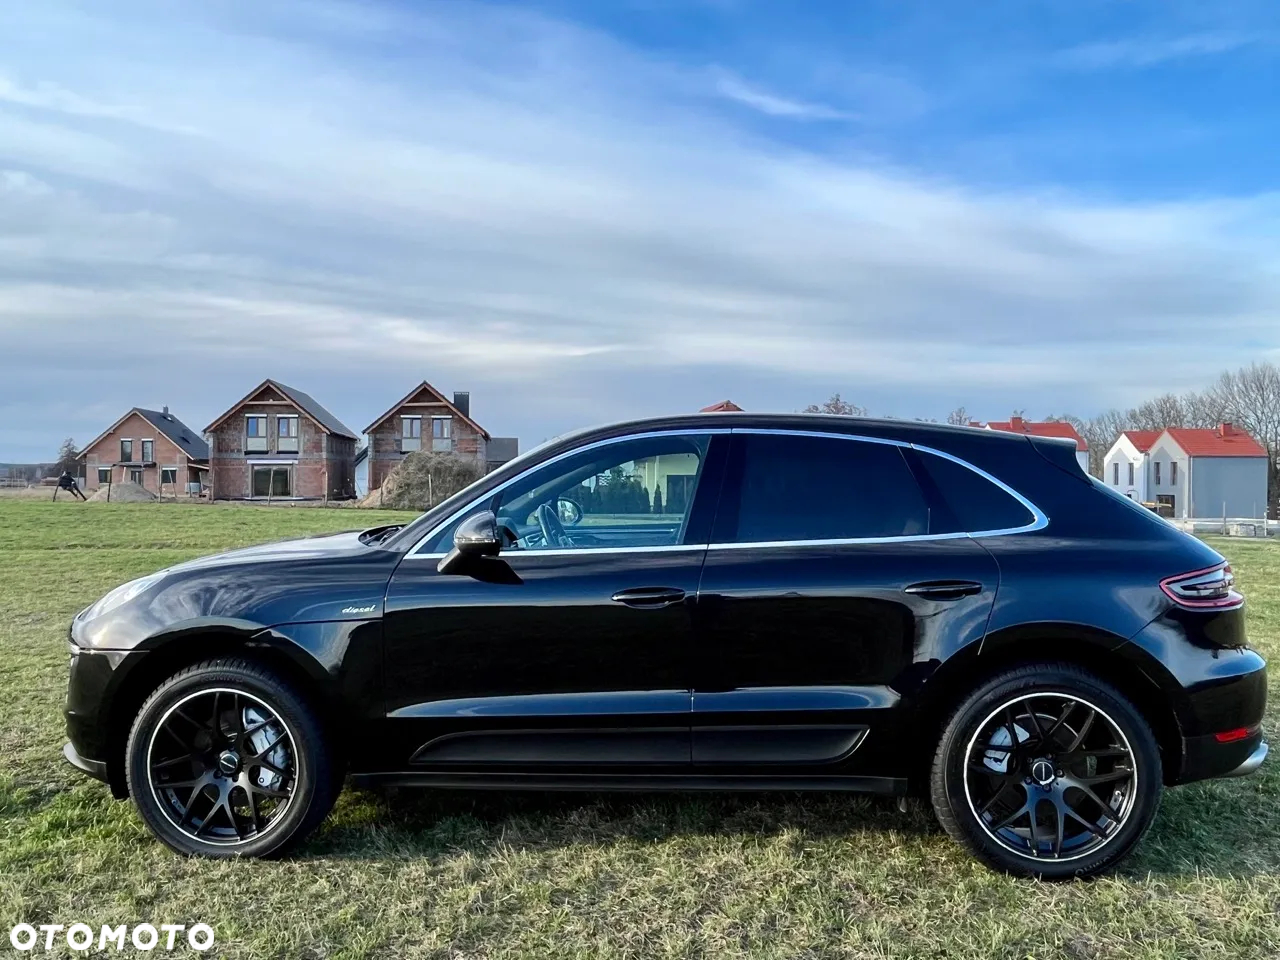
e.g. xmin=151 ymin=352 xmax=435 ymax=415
xmin=378 ymin=431 xmax=724 ymax=774
xmin=692 ymin=431 xmax=999 ymax=780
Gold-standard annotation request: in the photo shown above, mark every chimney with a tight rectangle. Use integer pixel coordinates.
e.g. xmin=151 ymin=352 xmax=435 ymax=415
xmin=1010 ymin=415 xmax=1025 ymax=430
xmin=1219 ymin=422 xmax=1235 ymax=437
xmin=163 ymin=405 xmax=170 ymax=416
xmin=453 ymin=391 xmax=470 ymax=418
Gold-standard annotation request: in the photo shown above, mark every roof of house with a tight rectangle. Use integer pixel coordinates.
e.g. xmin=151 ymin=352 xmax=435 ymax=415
xmin=206 ymin=379 xmax=358 ymax=440
xmin=1119 ymin=430 xmax=1162 ymax=454
xmin=985 ymin=417 xmax=1087 ymax=451
xmin=363 ymin=380 xmax=490 ymax=439
xmin=700 ymin=400 xmax=744 ymax=412
xmin=1162 ymin=424 xmax=1267 ymax=458
xmin=78 ymin=407 xmax=209 ymax=462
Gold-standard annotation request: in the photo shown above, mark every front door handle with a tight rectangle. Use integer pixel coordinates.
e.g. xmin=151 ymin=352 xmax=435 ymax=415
xmin=611 ymin=587 xmax=687 ymax=609
xmin=904 ymin=580 xmax=983 ymax=601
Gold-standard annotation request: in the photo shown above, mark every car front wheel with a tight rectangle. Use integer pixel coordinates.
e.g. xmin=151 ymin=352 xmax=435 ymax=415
xmin=930 ymin=662 xmax=1162 ymax=879
xmin=125 ymin=658 xmax=338 ymax=858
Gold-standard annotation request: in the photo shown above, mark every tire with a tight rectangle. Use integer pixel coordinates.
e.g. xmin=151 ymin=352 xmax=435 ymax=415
xmin=125 ymin=658 xmax=339 ymax=858
xmin=930 ymin=662 xmax=1161 ymax=880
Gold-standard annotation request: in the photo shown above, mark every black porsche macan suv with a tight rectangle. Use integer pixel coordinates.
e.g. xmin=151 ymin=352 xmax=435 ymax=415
xmin=65 ymin=414 xmax=1268 ymax=877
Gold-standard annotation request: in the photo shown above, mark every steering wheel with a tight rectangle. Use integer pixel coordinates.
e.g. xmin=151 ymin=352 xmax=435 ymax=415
xmin=536 ymin=502 xmax=573 ymax=549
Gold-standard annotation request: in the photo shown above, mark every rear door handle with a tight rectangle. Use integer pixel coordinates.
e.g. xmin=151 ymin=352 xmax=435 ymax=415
xmin=611 ymin=587 xmax=687 ymax=609
xmin=904 ymin=580 xmax=983 ymax=601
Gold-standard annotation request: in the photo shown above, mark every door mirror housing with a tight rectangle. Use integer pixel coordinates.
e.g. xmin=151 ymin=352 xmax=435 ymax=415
xmin=438 ymin=511 xmax=502 ymax=575
xmin=556 ymin=497 xmax=583 ymax=527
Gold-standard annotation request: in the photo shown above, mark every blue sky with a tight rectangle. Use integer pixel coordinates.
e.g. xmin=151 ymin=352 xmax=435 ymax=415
xmin=2 ymin=0 xmax=1280 ymax=461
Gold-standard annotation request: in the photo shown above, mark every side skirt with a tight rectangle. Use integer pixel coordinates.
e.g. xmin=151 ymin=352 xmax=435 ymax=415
xmin=350 ymin=771 xmax=908 ymax=795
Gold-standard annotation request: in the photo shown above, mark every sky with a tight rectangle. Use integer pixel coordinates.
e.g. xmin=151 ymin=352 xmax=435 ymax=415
xmin=2 ymin=0 xmax=1280 ymax=461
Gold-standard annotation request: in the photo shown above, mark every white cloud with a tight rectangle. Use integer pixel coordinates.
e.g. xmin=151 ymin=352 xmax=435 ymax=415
xmin=1056 ymin=32 xmax=1260 ymax=70
xmin=711 ymin=69 xmax=855 ymax=120
xmin=0 ymin=0 xmax=1278 ymax=459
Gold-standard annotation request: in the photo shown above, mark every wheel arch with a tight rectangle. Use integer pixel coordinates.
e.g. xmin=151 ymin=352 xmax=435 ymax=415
xmin=103 ymin=625 xmax=339 ymax=798
xmin=911 ymin=623 xmax=1186 ymax=788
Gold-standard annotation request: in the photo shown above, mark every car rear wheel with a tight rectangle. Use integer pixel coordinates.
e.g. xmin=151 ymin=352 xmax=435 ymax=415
xmin=125 ymin=658 xmax=338 ymax=858
xmin=930 ymin=663 xmax=1161 ymax=879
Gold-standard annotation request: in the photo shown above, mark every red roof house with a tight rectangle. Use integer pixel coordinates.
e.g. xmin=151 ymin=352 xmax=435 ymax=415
xmin=1162 ymin=423 xmax=1267 ymax=458
xmin=700 ymin=400 xmax=744 ymax=412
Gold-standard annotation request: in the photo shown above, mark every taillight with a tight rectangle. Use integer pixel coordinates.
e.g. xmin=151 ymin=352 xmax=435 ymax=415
xmin=1160 ymin=563 xmax=1241 ymax=608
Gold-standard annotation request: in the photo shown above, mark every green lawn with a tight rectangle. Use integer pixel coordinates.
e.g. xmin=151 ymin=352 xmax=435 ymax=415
xmin=0 ymin=500 xmax=1276 ymax=959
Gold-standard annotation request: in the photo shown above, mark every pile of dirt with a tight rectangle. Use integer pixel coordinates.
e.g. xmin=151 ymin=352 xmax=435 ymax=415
xmin=88 ymin=481 xmax=157 ymax=503
xmin=359 ymin=451 xmax=485 ymax=511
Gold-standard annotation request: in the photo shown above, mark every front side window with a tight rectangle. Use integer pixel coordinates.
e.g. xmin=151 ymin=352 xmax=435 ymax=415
xmin=161 ymin=468 xmax=178 ymax=484
xmin=1128 ymin=462 xmax=1135 ymax=486
xmin=1113 ymin=462 xmax=1119 ymax=485
xmin=432 ymin=417 xmax=452 ymax=439
xmin=252 ymin=466 xmax=292 ymax=497
xmin=246 ymin=416 xmax=267 ymax=438
xmin=97 ymin=467 xmax=111 ymax=484
xmin=141 ymin=440 xmax=154 ymax=462
xmin=716 ymin=434 xmax=928 ymax=543
xmin=120 ymin=439 xmax=133 ymax=462
xmin=278 ymin=416 xmax=298 ymax=439
xmin=1155 ymin=462 xmax=1162 ymax=485
xmin=1171 ymin=461 xmax=1178 ymax=485
xmin=424 ymin=433 xmax=709 ymax=553
xmin=402 ymin=417 xmax=422 ymax=439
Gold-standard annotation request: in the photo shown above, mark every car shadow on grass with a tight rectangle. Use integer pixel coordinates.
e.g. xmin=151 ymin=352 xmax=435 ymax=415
xmin=305 ymin=774 xmax=1280 ymax=879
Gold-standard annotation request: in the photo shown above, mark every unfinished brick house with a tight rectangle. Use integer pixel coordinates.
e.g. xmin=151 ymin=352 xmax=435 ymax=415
xmin=362 ymin=381 xmax=513 ymax=492
xmin=205 ymin=380 xmax=358 ymax=500
xmin=78 ymin=407 xmax=210 ymax=495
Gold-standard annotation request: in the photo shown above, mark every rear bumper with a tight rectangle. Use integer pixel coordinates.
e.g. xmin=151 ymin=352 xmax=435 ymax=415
xmin=1223 ymin=740 xmax=1269 ymax=778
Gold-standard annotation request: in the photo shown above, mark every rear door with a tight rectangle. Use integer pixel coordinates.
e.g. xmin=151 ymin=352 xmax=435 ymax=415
xmin=691 ymin=430 xmax=1000 ymax=778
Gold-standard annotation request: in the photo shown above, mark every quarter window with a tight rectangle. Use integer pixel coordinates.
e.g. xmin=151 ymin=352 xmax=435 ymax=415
xmin=910 ymin=450 xmax=1034 ymax=535
xmin=715 ymin=434 xmax=928 ymax=543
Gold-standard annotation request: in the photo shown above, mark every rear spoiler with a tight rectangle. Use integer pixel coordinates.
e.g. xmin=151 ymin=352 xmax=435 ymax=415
xmin=1027 ymin=434 xmax=1089 ymax=481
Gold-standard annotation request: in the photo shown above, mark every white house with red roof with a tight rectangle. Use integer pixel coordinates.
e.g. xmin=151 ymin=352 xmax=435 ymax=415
xmin=1104 ymin=423 xmax=1267 ymax=518
xmin=1103 ymin=429 xmax=1162 ymax=503
xmin=982 ymin=416 xmax=1090 ymax=473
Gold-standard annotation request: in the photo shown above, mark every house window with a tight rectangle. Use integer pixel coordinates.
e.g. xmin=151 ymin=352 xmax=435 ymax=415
xmin=401 ymin=416 xmax=422 ymax=452
xmin=120 ymin=439 xmax=133 ymax=462
xmin=431 ymin=416 xmax=452 ymax=452
xmin=246 ymin=416 xmax=269 ymax=453
xmin=277 ymin=416 xmax=299 ymax=453
xmin=161 ymin=468 xmax=177 ymax=485
xmin=1171 ymin=462 xmax=1178 ymax=485
xmin=1154 ymin=462 xmax=1161 ymax=485
xmin=252 ymin=465 xmax=292 ymax=498
xmin=1112 ymin=462 xmax=1119 ymax=485
xmin=1128 ymin=463 xmax=1134 ymax=486
xmin=141 ymin=440 xmax=154 ymax=463
xmin=97 ymin=468 xmax=111 ymax=484
xmin=129 ymin=468 xmax=143 ymax=485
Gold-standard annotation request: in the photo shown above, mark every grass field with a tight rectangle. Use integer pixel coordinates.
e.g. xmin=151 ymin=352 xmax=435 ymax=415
xmin=1 ymin=500 xmax=1277 ymax=959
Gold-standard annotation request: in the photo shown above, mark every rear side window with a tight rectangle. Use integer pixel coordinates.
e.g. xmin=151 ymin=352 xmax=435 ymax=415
xmin=914 ymin=451 xmax=1035 ymax=534
xmin=717 ymin=434 xmax=929 ymax=543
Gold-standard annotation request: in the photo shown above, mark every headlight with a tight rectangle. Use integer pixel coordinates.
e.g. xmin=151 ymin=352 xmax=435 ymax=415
xmin=82 ymin=573 xmax=165 ymax=622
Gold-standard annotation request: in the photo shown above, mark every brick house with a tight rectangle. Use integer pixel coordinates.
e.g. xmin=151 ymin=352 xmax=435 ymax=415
xmin=205 ymin=380 xmax=358 ymax=500
xmin=78 ymin=407 xmax=209 ymax=495
xmin=362 ymin=381 xmax=511 ymax=492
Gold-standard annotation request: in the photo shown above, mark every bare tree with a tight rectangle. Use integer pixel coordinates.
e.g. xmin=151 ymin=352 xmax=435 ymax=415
xmin=945 ymin=406 xmax=969 ymax=426
xmin=1211 ymin=363 xmax=1280 ymax=516
xmin=53 ymin=438 xmax=79 ymax=477
xmin=1125 ymin=394 xmax=1187 ymax=432
xmin=803 ymin=394 xmax=868 ymax=417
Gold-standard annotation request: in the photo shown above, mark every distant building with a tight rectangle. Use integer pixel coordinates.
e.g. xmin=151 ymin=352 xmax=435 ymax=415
xmin=700 ymin=400 xmax=743 ymax=412
xmin=983 ymin=417 xmax=1089 ymax=473
xmin=1105 ymin=423 xmax=1268 ymax=518
xmin=360 ymin=381 xmax=518 ymax=494
xmin=78 ymin=407 xmax=209 ymax=495
xmin=205 ymin=380 xmax=358 ymax=500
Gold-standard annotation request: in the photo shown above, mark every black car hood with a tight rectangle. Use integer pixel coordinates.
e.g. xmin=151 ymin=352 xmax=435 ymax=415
xmin=74 ymin=529 xmax=402 ymax=651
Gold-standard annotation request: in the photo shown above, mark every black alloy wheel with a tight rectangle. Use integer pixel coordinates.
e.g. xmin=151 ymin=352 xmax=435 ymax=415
xmin=931 ymin=663 xmax=1162 ymax=879
xmin=126 ymin=658 xmax=338 ymax=858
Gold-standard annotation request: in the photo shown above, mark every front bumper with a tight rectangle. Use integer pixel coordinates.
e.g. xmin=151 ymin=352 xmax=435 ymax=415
xmin=62 ymin=741 xmax=109 ymax=783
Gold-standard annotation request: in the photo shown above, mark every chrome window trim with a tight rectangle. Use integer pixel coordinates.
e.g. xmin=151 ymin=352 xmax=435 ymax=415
xmin=404 ymin=425 xmax=1048 ymax=560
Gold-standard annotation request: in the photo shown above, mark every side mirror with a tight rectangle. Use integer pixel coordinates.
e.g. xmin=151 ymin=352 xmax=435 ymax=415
xmin=556 ymin=496 xmax=583 ymax=527
xmin=437 ymin=511 xmax=501 ymax=575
